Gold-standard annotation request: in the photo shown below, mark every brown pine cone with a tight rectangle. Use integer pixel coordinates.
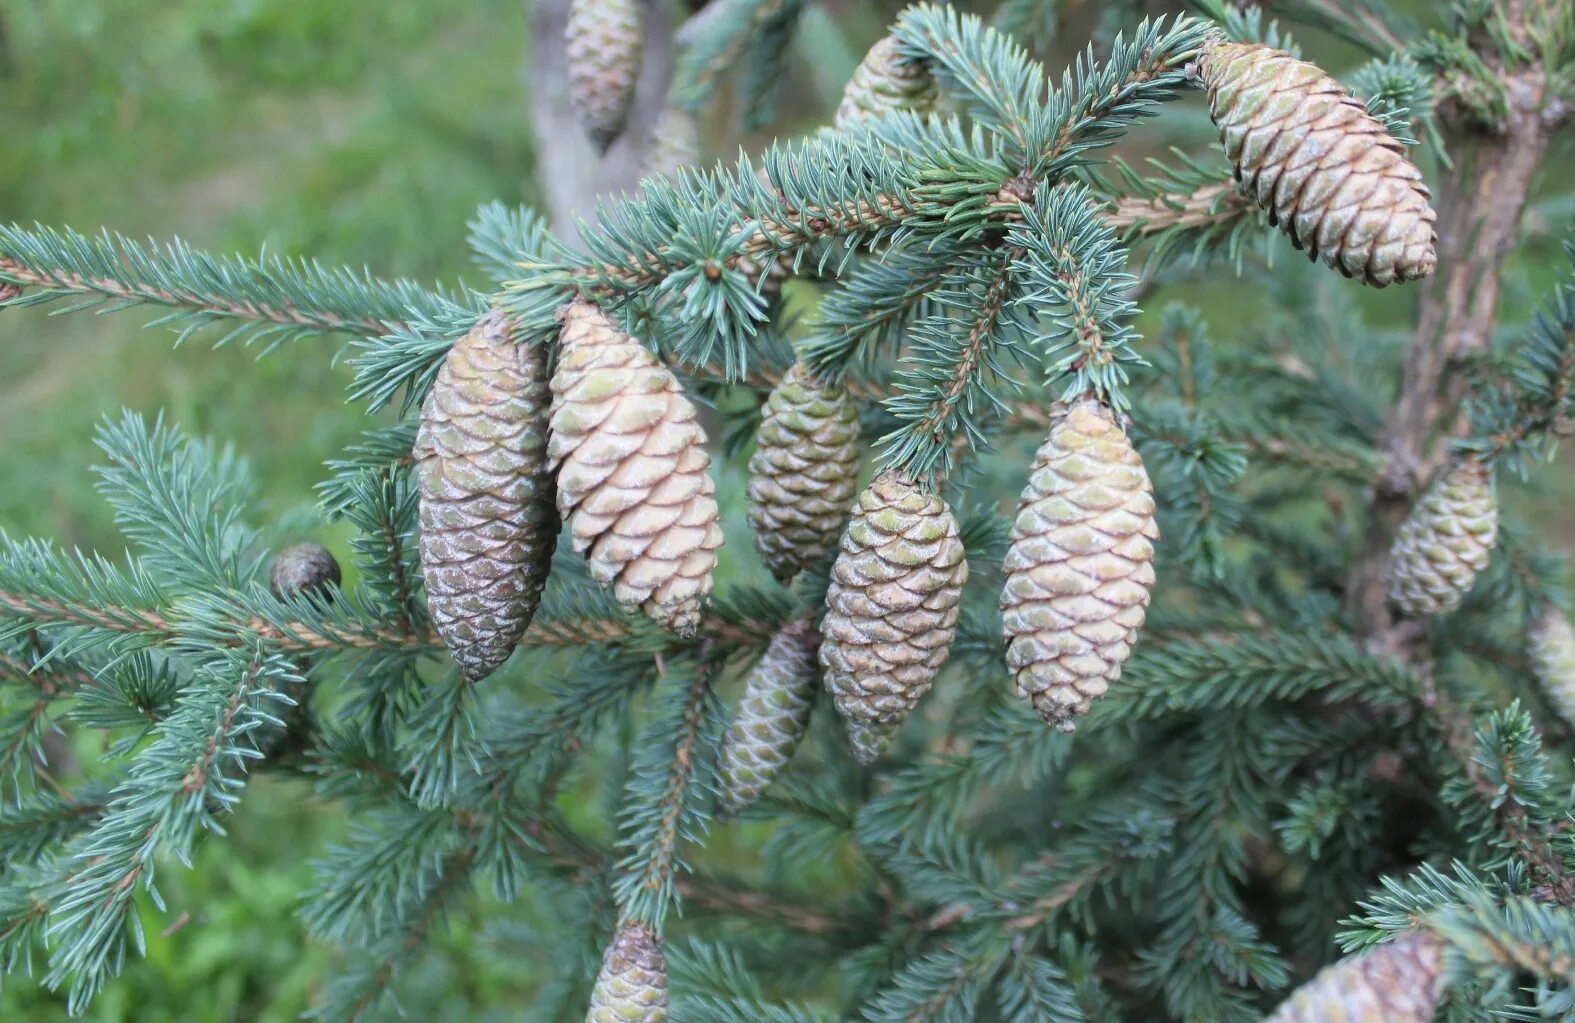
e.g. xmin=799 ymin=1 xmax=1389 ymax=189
xmin=820 ymin=471 xmax=967 ymax=763
xmin=586 ymin=922 xmax=667 ymax=1023
xmin=1001 ymin=399 xmax=1158 ymax=732
xmin=746 ymin=362 xmax=861 ymax=584
xmin=417 ymin=310 xmax=556 ymax=683
xmin=1384 ymin=457 xmax=1498 ymax=618
xmin=1196 ymin=38 xmax=1437 ymax=286
xmin=1265 ymin=931 xmax=1446 ymax=1023
xmin=566 ymin=0 xmax=645 ymax=154
xmin=550 ymin=298 xmax=723 ymax=637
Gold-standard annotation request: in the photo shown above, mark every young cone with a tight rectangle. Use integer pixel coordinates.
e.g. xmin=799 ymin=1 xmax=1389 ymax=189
xmin=1384 ymin=457 xmax=1498 ymax=618
xmin=1196 ymin=38 xmax=1437 ymax=286
xmin=1265 ymin=931 xmax=1446 ymax=1023
xmin=1002 ymin=398 xmax=1158 ymax=732
xmin=566 ymin=0 xmax=644 ymax=154
xmin=746 ymin=362 xmax=861 ymax=584
xmin=639 ymin=106 xmax=701 ymax=184
xmin=1529 ymin=605 xmax=1575 ymax=729
xmin=834 ymin=35 xmax=938 ymax=130
xmin=417 ymin=310 xmax=556 ymax=683
xmin=586 ymin=922 xmax=668 ymax=1023
xmin=820 ymin=471 xmax=967 ymax=763
xmin=550 ymin=298 xmax=723 ymax=637
xmin=716 ymin=617 xmax=818 ymax=818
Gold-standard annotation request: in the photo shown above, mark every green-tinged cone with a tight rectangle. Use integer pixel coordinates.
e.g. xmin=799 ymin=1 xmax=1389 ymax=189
xmin=417 ymin=310 xmax=557 ymax=683
xmin=567 ymin=0 xmax=645 ymax=153
xmin=716 ymin=618 xmax=818 ymax=817
xmin=1265 ymin=931 xmax=1446 ymax=1023
xmin=1530 ymin=605 xmax=1575 ymax=728
xmin=820 ymin=471 xmax=967 ymax=759
xmin=1196 ymin=39 xmax=1437 ymax=286
xmin=550 ymin=299 xmax=723 ymax=637
xmin=639 ymin=106 xmax=701 ymax=184
xmin=586 ymin=923 xmax=667 ymax=1023
xmin=1384 ymin=457 xmax=1497 ymax=618
xmin=834 ymin=35 xmax=937 ymax=130
xmin=1002 ymin=399 xmax=1158 ymax=732
xmin=746 ymin=362 xmax=861 ymax=584
xmin=845 ymin=718 xmax=898 ymax=766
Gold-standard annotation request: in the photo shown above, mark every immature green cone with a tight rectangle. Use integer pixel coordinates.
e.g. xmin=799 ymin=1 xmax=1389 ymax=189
xmin=566 ymin=0 xmax=644 ymax=153
xmin=1196 ymin=39 xmax=1437 ymax=287
xmin=639 ymin=106 xmax=701 ymax=184
xmin=586 ymin=923 xmax=667 ymax=1023
xmin=716 ymin=618 xmax=817 ymax=817
xmin=1265 ymin=931 xmax=1446 ymax=1023
xmin=834 ymin=35 xmax=938 ymax=131
xmin=1385 ymin=457 xmax=1498 ymax=618
xmin=746 ymin=362 xmax=861 ymax=583
xmin=1529 ymin=605 xmax=1575 ymax=728
xmin=820 ymin=471 xmax=967 ymax=763
xmin=550 ymin=299 xmax=723 ymax=637
xmin=845 ymin=718 xmax=898 ymax=765
xmin=1001 ymin=399 xmax=1158 ymax=732
xmin=417 ymin=311 xmax=556 ymax=683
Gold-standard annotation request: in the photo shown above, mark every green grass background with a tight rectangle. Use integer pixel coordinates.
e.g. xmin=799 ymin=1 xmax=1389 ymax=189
xmin=0 ymin=1 xmax=1571 ymax=1019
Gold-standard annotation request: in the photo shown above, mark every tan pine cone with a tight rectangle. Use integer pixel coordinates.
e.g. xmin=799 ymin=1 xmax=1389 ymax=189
xmin=586 ymin=922 xmax=668 ymax=1023
xmin=834 ymin=35 xmax=938 ymax=131
xmin=1196 ymin=38 xmax=1437 ymax=286
xmin=820 ymin=471 xmax=967 ymax=763
xmin=716 ymin=618 xmax=818 ymax=818
xmin=1385 ymin=457 xmax=1498 ymax=618
xmin=1529 ymin=605 xmax=1575 ymax=729
xmin=567 ymin=0 xmax=645 ymax=154
xmin=550 ymin=298 xmax=723 ymax=637
xmin=1001 ymin=399 xmax=1158 ymax=732
xmin=1266 ymin=931 xmax=1446 ymax=1023
xmin=747 ymin=362 xmax=861 ymax=584
xmin=417 ymin=310 xmax=556 ymax=683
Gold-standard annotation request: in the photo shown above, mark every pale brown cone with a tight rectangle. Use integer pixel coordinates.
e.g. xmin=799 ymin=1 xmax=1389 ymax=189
xmin=417 ymin=310 xmax=556 ymax=683
xmin=1197 ymin=39 xmax=1437 ymax=286
xmin=1384 ymin=457 xmax=1498 ymax=618
xmin=1529 ymin=605 xmax=1575 ymax=729
xmin=586 ymin=923 xmax=668 ymax=1023
xmin=820 ymin=471 xmax=967 ymax=757
xmin=716 ymin=618 xmax=818 ymax=817
xmin=550 ymin=299 xmax=723 ymax=637
xmin=835 ymin=35 xmax=938 ymax=131
xmin=567 ymin=0 xmax=645 ymax=153
xmin=1266 ymin=931 xmax=1446 ymax=1023
xmin=1001 ymin=399 xmax=1158 ymax=732
xmin=747 ymin=362 xmax=861 ymax=583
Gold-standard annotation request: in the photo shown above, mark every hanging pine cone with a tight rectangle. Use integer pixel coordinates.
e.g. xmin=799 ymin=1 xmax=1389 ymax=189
xmin=820 ymin=471 xmax=967 ymax=763
xmin=550 ymin=298 xmax=723 ymax=637
xmin=834 ymin=35 xmax=938 ymax=131
xmin=1001 ymin=398 xmax=1158 ymax=732
xmin=640 ymin=106 xmax=701 ymax=184
xmin=746 ymin=362 xmax=861 ymax=584
xmin=845 ymin=718 xmax=899 ymax=765
xmin=260 ymin=543 xmax=344 ymax=762
xmin=716 ymin=618 xmax=818 ymax=818
xmin=1265 ymin=931 xmax=1446 ymax=1023
xmin=269 ymin=543 xmax=342 ymax=607
xmin=1196 ymin=38 xmax=1437 ymax=287
xmin=566 ymin=0 xmax=645 ymax=154
xmin=417 ymin=310 xmax=557 ymax=683
xmin=1529 ymin=605 xmax=1575 ymax=729
xmin=1385 ymin=457 xmax=1498 ymax=618
xmin=586 ymin=922 xmax=668 ymax=1023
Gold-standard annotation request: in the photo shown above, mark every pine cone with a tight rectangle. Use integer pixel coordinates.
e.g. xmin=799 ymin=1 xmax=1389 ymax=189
xmin=1266 ymin=931 xmax=1446 ymax=1023
xmin=1196 ymin=39 xmax=1437 ymax=287
xmin=1385 ymin=457 xmax=1497 ymax=618
xmin=418 ymin=311 xmax=557 ymax=683
xmin=550 ymin=298 xmax=723 ymax=637
xmin=269 ymin=543 xmax=342 ymax=607
xmin=820 ymin=471 xmax=967 ymax=763
xmin=845 ymin=718 xmax=899 ymax=765
xmin=640 ymin=106 xmax=701 ymax=184
xmin=717 ymin=618 xmax=818 ymax=818
xmin=746 ymin=362 xmax=861 ymax=583
xmin=586 ymin=923 xmax=668 ymax=1023
xmin=1001 ymin=399 xmax=1158 ymax=732
xmin=1529 ymin=605 xmax=1575 ymax=729
xmin=567 ymin=0 xmax=644 ymax=154
xmin=834 ymin=35 xmax=938 ymax=131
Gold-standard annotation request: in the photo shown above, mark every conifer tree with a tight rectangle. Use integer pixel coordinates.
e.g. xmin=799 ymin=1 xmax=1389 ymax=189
xmin=2 ymin=1 xmax=1575 ymax=1019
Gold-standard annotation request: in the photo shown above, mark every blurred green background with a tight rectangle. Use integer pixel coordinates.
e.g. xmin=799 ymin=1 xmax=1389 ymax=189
xmin=0 ymin=0 xmax=1571 ymax=1019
